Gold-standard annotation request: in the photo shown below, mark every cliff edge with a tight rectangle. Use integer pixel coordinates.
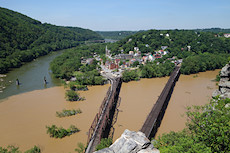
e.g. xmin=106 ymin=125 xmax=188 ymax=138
xmin=94 ymin=129 xmax=159 ymax=153
xmin=212 ymin=61 xmax=230 ymax=99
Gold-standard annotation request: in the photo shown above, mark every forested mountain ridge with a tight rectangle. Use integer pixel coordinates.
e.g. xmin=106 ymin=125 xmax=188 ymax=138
xmin=0 ymin=7 xmax=103 ymax=73
xmin=96 ymin=31 xmax=138 ymax=40
xmin=105 ymin=29 xmax=230 ymax=75
xmin=107 ymin=29 xmax=230 ymax=56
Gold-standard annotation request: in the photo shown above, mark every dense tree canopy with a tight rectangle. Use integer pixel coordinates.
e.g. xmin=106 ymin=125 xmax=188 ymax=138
xmin=181 ymin=53 xmax=228 ymax=75
xmin=0 ymin=7 xmax=103 ymax=73
xmin=96 ymin=31 xmax=138 ymax=40
xmin=50 ymin=44 xmax=106 ymax=81
xmin=106 ymin=29 xmax=230 ymax=56
xmin=154 ymin=97 xmax=230 ymax=153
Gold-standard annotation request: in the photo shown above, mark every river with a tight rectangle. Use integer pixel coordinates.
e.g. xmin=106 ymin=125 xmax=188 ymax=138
xmin=0 ymin=51 xmax=64 ymax=101
xmin=0 ymin=51 xmax=220 ymax=152
xmin=112 ymin=70 xmax=219 ymax=140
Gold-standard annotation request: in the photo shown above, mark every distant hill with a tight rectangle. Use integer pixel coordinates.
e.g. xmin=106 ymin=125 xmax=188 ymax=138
xmin=194 ymin=28 xmax=230 ymax=33
xmin=96 ymin=31 xmax=138 ymax=40
xmin=106 ymin=29 xmax=230 ymax=56
xmin=0 ymin=7 xmax=103 ymax=73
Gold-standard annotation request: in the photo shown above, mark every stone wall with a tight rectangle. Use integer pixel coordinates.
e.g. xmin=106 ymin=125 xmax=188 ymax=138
xmin=212 ymin=61 xmax=230 ymax=99
xmin=94 ymin=129 xmax=159 ymax=153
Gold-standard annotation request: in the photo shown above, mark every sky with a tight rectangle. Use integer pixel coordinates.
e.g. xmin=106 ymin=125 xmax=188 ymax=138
xmin=1 ymin=0 xmax=230 ymax=31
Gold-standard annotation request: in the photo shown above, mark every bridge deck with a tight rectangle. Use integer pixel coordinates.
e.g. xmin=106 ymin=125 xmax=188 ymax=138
xmin=140 ymin=66 xmax=180 ymax=138
xmin=86 ymin=77 xmax=122 ymax=153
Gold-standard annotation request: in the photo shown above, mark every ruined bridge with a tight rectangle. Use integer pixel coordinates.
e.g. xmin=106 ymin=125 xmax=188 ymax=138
xmin=140 ymin=66 xmax=181 ymax=138
xmin=86 ymin=66 xmax=181 ymax=152
xmin=86 ymin=77 xmax=122 ymax=153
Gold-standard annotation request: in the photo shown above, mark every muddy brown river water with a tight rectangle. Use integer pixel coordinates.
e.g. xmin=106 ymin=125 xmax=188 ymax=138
xmin=0 ymin=70 xmax=219 ymax=152
xmin=113 ymin=70 xmax=219 ymax=140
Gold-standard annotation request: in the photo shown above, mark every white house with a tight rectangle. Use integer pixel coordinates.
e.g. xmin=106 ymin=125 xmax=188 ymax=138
xmin=224 ymin=33 xmax=230 ymax=38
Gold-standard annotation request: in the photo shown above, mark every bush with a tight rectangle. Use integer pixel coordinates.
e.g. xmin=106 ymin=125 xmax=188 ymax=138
xmin=46 ymin=125 xmax=80 ymax=138
xmin=0 ymin=145 xmax=41 ymax=153
xmin=122 ymin=70 xmax=140 ymax=82
xmin=95 ymin=138 xmax=113 ymax=151
xmin=75 ymin=143 xmax=86 ymax=153
xmin=56 ymin=109 xmax=82 ymax=117
xmin=65 ymin=90 xmax=83 ymax=101
xmin=25 ymin=145 xmax=41 ymax=153
xmin=154 ymin=97 xmax=230 ymax=153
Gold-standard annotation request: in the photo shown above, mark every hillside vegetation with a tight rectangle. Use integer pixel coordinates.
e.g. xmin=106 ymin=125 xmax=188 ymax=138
xmin=154 ymin=97 xmax=230 ymax=152
xmin=97 ymin=31 xmax=138 ymax=40
xmin=106 ymin=29 xmax=230 ymax=75
xmin=0 ymin=7 xmax=103 ymax=73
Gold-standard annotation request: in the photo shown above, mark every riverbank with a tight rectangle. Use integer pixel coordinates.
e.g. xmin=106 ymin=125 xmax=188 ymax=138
xmin=0 ymin=84 xmax=109 ymax=153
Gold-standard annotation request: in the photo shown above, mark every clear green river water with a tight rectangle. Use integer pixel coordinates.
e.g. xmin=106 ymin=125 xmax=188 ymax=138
xmin=0 ymin=51 xmax=64 ymax=101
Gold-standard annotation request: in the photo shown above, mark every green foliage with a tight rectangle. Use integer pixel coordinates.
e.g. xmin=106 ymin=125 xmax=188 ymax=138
xmin=46 ymin=124 xmax=80 ymax=138
xmin=24 ymin=146 xmax=41 ymax=153
xmin=181 ymin=53 xmax=229 ymax=75
xmin=141 ymin=61 xmax=175 ymax=78
xmin=0 ymin=145 xmax=41 ymax=153
xmin=76 ymin=85 xmax=88 ymax=91
xmin=0 ymin=145 xmax=20 ymax=153
xmin=75 ymin=143 xmax=86 ymax=153
xmin=69 ymin=82 xmax=88 ymax=91
xmin=186 ymin=97 xmax=230 ymax=152
xmin=56 ymin=109 xmax=82 ymax=117
xmin=96 ymin=31 xmax=137 ymax=40
xmin=50 ymin=44 xmax=106 ymax=81
xmin=95 ymin=138 xmax=113 ymax=151
xmin=0 ymin=7 xmax=102 ymax=73
xmin=122 ymin=70 xmax=140 ymax=82
xmin=215 ymin=71 xmax=221 ymax=81
xmin=106 ymin=29 xmax=230 ymax=58
xmin=73 ymin=70 xmax=105 ymax=85
xmin=65 ymin=90 xmax=83 ymax=101
xmin=154 ymin=97 xmax=230 ymax=153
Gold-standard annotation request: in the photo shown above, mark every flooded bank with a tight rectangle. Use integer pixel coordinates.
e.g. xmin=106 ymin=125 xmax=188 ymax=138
xmin=113 ymin=70 xmax=219 ymax=140
xmin=0 ymin=84 xmax=109 ymax=153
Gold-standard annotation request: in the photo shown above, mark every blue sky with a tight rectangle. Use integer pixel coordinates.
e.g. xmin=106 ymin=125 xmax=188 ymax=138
xmin=1 ymin=0 xmax=230 ymax=31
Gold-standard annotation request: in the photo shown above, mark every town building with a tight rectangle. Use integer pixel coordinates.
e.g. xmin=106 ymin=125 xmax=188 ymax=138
xmin=161 ymin=46 xmax=168 ymax=50
xmin=224 ymin=33 xmax=230 ymax=38
xmin=118 ymin=54 xmax=133 ymax=60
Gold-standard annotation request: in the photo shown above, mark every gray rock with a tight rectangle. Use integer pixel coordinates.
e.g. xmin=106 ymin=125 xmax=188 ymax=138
xmin=95 ymin=148 xmax=114 ymax=153
xmin=212 ymin=89 xmax=221 ymax=97
xmin=220 ymin=87 xmax=230 ymax=94
xmin=220 ymin=92 xmax=230 ymax=99
xmin=137 ymin=148 xmax=160 ymax=153
xmin=94 ymin=129 xmax=159 ymax=153
xmin=220 ymin=63 xmax=230 ymax=77
xmin=219 ymin=80 xmax=230 ymax=89
xmin=213 ymin=62 xmax=230 ymax=99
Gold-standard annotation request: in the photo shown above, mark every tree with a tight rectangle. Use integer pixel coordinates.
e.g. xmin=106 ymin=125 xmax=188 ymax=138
xmin=95 ymin=138 xmax=113 ymax=151
xmin=154 ymin=97 xmax=230 ymax=153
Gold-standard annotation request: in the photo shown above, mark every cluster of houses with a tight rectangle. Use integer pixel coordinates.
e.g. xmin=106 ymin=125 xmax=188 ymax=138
xmin=81 ymin=45 xmax=183 ymax=71
xmin=102 ymin=46 xmax=171 ymax=70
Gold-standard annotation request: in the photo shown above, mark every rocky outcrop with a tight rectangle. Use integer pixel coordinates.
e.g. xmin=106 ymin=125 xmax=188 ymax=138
xmin=94 ymin=129 xmax=159 ymax=153
xmin=212 ymin=62 xmax=230 ymax=99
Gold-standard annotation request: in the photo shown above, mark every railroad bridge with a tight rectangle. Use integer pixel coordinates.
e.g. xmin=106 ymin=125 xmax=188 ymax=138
xmin=140 ymin=66 xmax=181 ymax=138
xmin=86 ymin=77 xmax=122 ymax=153
xmin=85 ymin=66 xmax=181 ymax=152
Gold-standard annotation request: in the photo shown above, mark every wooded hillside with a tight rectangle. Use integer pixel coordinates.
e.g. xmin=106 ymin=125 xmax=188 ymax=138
xmin=0 ymin=7 xmax=103 ymax=73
